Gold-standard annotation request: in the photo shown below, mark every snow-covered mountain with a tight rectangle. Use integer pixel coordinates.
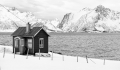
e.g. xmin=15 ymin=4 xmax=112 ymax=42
xmin=58 ymin=5 xmax=120 ymax=32
xmin=32 ymin=19 xmax=62 ymax=32
xmin=0 ymin=6 xmax=37 ymax=31
xmin=0 ymin=6 xmax=61 ymax=32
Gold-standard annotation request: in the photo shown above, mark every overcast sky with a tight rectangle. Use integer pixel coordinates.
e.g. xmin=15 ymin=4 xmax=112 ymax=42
xmin=0 ymin=0 xmax=120 ymax=20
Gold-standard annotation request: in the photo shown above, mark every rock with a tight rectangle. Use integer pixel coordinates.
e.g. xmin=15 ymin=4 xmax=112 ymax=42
xmin=35 ymin=53 xmax=51 ymax=57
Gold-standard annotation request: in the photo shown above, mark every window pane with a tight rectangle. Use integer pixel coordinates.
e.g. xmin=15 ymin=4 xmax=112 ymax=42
xmin=28 ymin=39 xmax=32 ymax=43
xmin=39 ymin=38 xmax=44 ymax=48
xmin=28 ymin=39 xmax=32 ymax=48
xmin=28 ymin=43 xmax=32 ymax=49
xmin=21 ymin=39 xmax=24 ymax=46
xmin=40 ymin=40 xmax=42 ymax=44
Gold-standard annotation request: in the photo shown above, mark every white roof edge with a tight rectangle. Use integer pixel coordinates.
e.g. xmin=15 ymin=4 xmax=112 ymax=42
xmin=33 ymin=27 xmax=50 ymax=37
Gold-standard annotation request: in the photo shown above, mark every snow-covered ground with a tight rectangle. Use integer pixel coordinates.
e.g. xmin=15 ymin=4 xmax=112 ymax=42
xmin=0 ymin=45 xmax=120 ymax=70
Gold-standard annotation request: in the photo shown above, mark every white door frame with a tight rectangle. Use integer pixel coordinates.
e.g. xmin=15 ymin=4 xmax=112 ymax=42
xmin=39 ymin=38 xmax=44 ymax=48
xmin=14 ymin=37 xmax=21 ymax=48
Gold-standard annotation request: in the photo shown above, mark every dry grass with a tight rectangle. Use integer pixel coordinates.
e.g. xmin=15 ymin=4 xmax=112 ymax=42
xmin=1 ymin=33 xmax=120 ymax=61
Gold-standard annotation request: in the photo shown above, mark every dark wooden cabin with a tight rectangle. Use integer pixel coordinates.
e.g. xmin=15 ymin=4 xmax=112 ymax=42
xmin=11 ymin=23 xmax=49 ymax=55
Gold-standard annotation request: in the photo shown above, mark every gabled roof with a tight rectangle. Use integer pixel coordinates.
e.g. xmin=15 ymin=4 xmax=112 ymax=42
xmin=11 ymin=27 xmax=49 ymax=37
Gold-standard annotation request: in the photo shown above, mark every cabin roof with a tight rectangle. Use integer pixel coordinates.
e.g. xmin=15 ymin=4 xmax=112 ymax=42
xmin=11 ymin=27 xmax=49 ymax=37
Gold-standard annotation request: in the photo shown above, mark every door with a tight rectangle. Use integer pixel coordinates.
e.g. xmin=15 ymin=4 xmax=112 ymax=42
xmin=14 ymin=38 xmax=20 ymax=53
xmin=19 ymin=39 xmax=25 ymax=54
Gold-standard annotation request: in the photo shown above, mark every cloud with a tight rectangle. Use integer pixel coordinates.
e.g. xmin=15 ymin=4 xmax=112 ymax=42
xmin=25 ymin=0 xmax=72 ymax=20
xmin=45 ymin=0 xmax=65 ymax=7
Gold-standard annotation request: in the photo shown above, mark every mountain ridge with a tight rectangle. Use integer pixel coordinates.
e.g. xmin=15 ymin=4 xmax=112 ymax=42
xmin=58 ymin=5 xmax=120 ymax=33
xmin=1 ymin=5 xmax=120 ymax=33
xmin=0 ymin=5 xmax=61 ymax=32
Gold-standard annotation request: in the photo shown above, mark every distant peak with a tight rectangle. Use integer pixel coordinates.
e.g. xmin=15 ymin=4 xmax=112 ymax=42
xmin=95 ymin=5 xmax=111 ymax=16
xmin=82 ymin=7 xmax=92 ymax=11
xmin=96 ymin=5 xmax=105 ymax=9
xmin=11 ymin=7 xmax=16 ymax=11
xmin=95 ymin=5 xmax=110 ymax=11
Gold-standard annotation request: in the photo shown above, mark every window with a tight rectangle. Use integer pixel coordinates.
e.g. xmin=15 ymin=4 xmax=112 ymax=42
xmin=39 ymin=38 xmax=44 ymax=48
xmin=15 ymin=39 xmax=18 ymax=48
xmin=28 ymin=39 xmax=32 ymax=49
xmin=20 ymin=39 xmax=24 ymax=46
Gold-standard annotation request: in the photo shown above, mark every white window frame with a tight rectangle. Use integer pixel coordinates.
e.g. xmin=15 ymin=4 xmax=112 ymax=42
xmin=28 ymin=39 xmax=32 ymax=49
xmin=20 ymin=39 xmax=24 ymax=46
xmin=39 ymin=38 xmax=44 ymax=48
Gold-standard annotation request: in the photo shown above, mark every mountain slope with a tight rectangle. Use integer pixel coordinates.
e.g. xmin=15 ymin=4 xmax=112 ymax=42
xmin=32 ymin=19 xmax=62 ymax=32
xmin=58 ymin=5 xmax=120 ymax=32
xmin=0 ymin=6 xmax=37 ymax=31
xmin=0 ymin=6 xmax=61 ymax=32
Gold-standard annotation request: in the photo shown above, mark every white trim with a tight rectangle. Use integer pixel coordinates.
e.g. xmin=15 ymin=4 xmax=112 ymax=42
xmin=39 ymin=38 xmax=44 ymax=48
xmin=14 ymin=37 xmax=21 ymax=48
xmin=34 ymin=27 xmax=49 ymax=37
xmin=33 ymin=38 xmax=34 ymax=54
xmin=34 ymin=28 xmax=42 ymax=37
xmin=42 ymin=28 xmax=50 ymax=36
xmin=14 ymin=37 xmax=21 ymax=40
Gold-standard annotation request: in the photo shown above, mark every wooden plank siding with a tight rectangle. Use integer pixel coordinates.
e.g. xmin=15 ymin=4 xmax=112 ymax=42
xmin=34 ymin=29 xmax=48 ymax=54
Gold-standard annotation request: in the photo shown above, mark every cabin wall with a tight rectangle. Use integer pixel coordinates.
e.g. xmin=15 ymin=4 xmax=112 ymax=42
xmin=34 ymin=29 xmax=48 ymax=54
